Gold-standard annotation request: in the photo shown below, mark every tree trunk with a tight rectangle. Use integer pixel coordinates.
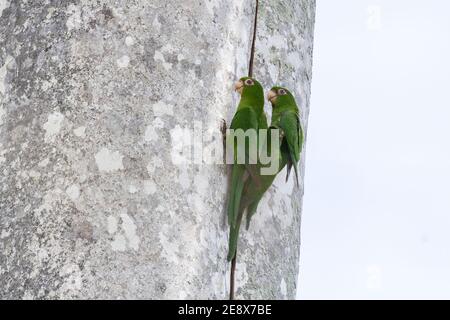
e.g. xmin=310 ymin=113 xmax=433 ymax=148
xmin=0 ymin=0 xmax=315 ymax=299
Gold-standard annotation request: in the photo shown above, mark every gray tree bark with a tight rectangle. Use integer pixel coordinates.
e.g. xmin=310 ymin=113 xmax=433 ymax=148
xmin=0 ymin=0 xmax=315 ymax=299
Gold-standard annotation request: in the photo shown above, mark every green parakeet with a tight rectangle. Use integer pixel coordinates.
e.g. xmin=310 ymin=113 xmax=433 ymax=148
xmin=238 ymin=87 xmax=303 ymax=231
xmin=227 ymin=77 xmax=266 ymax=261
xmin=267 ymin=86 xmax=303 ymax=186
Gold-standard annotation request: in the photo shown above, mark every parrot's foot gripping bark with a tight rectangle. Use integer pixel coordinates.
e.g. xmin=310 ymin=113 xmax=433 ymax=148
xmin=220 ymin=118 xmax=228 ymax=164
xmin=220 ymin=118 xmax=227 ymax=141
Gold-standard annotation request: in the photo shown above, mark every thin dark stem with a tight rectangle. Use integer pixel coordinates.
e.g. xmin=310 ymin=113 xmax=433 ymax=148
xmin=229 ymin=253 xmax=237 ymax=300
xmin=248 ymin=0 xmax=259 ymax=78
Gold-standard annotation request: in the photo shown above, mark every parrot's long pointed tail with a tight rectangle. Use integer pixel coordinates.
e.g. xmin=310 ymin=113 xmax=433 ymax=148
xmin=229 ymin=254 xmax=237 ymax=300
xmin=293 ymin=162 xmax=300 ymax=187
xmin=227 ymin=204 xmax=245 ymax=261
xmin=228 ymin=203 xmax=245 ymax=299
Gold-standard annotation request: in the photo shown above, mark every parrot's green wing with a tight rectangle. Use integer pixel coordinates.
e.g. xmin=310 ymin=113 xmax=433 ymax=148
xmin=227 ymin=202 xmax=246 ymax=261
xmin=229 ymin=107 xmax=261 ymax=168
xmin=242 ymin=126 xmax=287 ymax=230
xmin=227 ymin=106 xmax=259 ymax=227
xmin=278 ymin=110 xmax=303 ymax=186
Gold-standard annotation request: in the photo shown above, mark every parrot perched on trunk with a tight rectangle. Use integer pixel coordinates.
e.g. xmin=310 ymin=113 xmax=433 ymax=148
xmin=227 ymin=77 xmax=266 ymax=261
xmin=267 ymin=86 xmax=303 ymax=186
xmin=239 ymin=87 xmax=303 ymax=230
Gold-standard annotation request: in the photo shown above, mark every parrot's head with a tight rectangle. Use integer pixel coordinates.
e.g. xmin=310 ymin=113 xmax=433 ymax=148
xmin=267 ymin=86 xmax=296 ymax=108
xmin=234 ymin=77 xmax=264 ymax=99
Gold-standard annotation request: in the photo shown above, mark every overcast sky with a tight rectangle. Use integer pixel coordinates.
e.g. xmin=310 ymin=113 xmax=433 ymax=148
xmin=299 ymin=0 xmax=450 ymax=299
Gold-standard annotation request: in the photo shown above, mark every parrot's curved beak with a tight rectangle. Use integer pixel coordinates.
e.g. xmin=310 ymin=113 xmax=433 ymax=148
xmin=234 ymin=80 xmax=244 ymax=94
xmin=267 ymin=90 xmax=277 ymax=103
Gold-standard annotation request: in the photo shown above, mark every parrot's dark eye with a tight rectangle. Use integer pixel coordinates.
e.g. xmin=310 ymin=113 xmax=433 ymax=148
xmin=278 ymin=88 xmax=287 ymax=95
xmin=244 ymin=79 xmax=254 ymax=86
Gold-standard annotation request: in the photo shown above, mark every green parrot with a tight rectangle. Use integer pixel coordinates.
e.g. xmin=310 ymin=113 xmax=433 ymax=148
xmin=227 ymin=76 xmax=266 ymax=261
xmin=238 ymin=87 xmax=303 ymax=231
xmin=267 ymin=86 xmax=303 ymax=186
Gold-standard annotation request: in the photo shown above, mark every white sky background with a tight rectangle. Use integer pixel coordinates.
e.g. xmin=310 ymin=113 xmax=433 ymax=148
xmin=298 ymin=0 xmax=450 ymax=299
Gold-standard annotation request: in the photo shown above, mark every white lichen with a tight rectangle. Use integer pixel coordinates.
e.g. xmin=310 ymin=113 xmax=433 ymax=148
xmin=0 ymin=105 xmax=5 ymax=126
xmin=107 ymin=215 xmax=118 ymax=234
xmin=144 ymin=125 xmax=158 ymax=142
xmin=94 ymin=147 xmax=124 ymax=172
xmin=120 ymin=213 xmax=140 ymax=251
xmin=0 ymin=229 xmax=10 ymax=239
xmin=128 ymin=185 xmax=138 ymax=194
xmin=159 ymin=224 xmax=180 ymax=264
xmin=146 ymin=157 xmax=163 ymax=175
xmin=178 ymin=167 xmax=191 ymax=189
xmin=66 ymin=184 xmax=80 ymax=201
xmin=144 ymin=118 xmax=164 ymax=142
xmin=116 ymin=55 xmax=130 ymax=68
xmin=59 ymin=264 xmax=82 ymax=294
xmin=43 ymin=111 xmax=64 ymax=143
xmin=125 ymin=36 xmax=134 ymax=46
xmin=235 ymin=261 xmax=249 ymax=291
xmin=152 ymin=101 xmax=173 ymax=117
xmin=170 ymin=125 xmax=192 ymax=165
xmin=38 ymin=158 xmax=49 ymax=167
xmin=153 ymin=117 xmax=164 ymax=128
xmin=111 ymin=234 xmax=127 ymax=251
xmin=0 ymin=0 xmax=10 ymax=16
xmin=154 ymin=51 xmax=172 ymax=71
xmin=143 ymin=180 xmax=156 ymax=195
xmin=280 ymin=278 xmax=287 ymax=297
xmin=28 ymin=170 xmax=40 ymax=179
xmin=108 ymin=213 xmax=140 ymax=251
xmin=66 ymin=4 xmax=82 ymax=31
xmin=0 ymin=55 xmax=14 ymax=96
xmin=73 ymin=126 xmax=86 ymax=137
xmin=152 ymin=16 xmax=161 ymax=30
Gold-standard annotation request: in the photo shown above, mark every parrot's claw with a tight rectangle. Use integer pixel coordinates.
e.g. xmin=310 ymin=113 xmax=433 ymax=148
xmin=220 ymin=118 xmax=228 ymax=164
xmin=220 ymin=118 xmax=228 ymax=147
xmin=220 ymin=118 xmax=227 ymax=137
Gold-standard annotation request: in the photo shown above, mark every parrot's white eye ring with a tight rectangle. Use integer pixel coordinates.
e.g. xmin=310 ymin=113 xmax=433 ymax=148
xmin=278 ymin=88 xmax=287 ymax=95
xmin=244 ymin=79 xmax=254 ymax=86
